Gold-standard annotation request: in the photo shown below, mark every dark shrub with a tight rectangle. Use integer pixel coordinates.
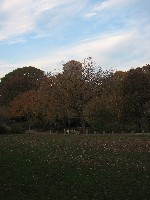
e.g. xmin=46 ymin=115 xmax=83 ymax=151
xmin=10 ymin=123 xmax=25 ymax=134
xmin=0 ymin=123 xmax=11 ymax=134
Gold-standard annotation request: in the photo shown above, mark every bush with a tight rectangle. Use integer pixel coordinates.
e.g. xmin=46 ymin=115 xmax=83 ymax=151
xmin=0 ymin=123 xmax=11 ymax=134
xmin=10 ymin=123 xmax=25 ymax=134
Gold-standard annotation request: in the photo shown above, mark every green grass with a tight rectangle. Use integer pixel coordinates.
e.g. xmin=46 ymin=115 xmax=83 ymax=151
xmin=0 ymin=133 xmax=150 ymax=200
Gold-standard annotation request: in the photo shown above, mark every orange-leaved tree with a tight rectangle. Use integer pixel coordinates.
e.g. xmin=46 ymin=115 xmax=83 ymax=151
xmin=9 ymin=90 xmax=40 ymax=131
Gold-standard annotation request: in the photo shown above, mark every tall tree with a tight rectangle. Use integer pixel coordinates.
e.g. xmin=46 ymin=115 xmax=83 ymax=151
xmin=85 ymin=69 xmax=125 ymax=132
xmin=122 ymin=67 xmax=150 ymax=131
xmin=103 ymin=71 xmax=126 ymax=123
xmin=40 ymin=58 xmax=102 ymax=133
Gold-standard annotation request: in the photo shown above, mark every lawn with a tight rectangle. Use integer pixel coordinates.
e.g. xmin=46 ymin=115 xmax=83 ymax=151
xmin=0 ymin=133 xmax=150 ymax=200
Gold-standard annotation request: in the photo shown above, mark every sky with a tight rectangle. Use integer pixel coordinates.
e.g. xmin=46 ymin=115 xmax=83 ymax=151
xmin=0 ymin=0 xmax=150 ymax=78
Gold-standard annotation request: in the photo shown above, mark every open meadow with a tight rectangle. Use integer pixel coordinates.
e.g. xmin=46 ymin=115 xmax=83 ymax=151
xmin=0 ymin=133 xmax=150 ymax=200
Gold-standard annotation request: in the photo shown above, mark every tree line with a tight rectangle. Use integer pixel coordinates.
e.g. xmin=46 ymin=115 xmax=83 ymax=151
xmin=0 ymin=58 xmax=150 ymax=134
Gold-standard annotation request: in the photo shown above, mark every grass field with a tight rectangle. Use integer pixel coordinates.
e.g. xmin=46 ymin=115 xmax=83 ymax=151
xmin=0 ymin=133 xmax=150 ymax=200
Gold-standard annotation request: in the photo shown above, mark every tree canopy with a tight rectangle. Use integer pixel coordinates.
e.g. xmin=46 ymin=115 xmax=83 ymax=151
xmin=0 ymin=66 xmax=45 ymax=106
xmin=1 ymin=61 xmax=150 ymax=133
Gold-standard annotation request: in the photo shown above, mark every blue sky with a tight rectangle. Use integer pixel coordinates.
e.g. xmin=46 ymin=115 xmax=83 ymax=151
xmin=0 ymin=0 xmax=150 ymax=78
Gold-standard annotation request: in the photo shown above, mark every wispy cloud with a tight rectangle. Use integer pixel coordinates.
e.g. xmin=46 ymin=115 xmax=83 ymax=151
xmin=1 ymin=24 xmax=149 ymax=78
xmin=84 ymin=0 xmax=136 ymax=20
xmin=84 ymin=12 xmax=97 ymax=18
xmin=0 ymin=0 xmax=88 ymax=42
xmin=0 ymin=0 xmax=149 ymax=78
xmin=93 ymin=0 xmax=132 ymax=11
xmin=0 ymin=0 xmax=35 ymax=41
xmin=7 ymin=28 xmax=149 ymax=73
xmin=0 ymin=60 xmax=17 ymax=78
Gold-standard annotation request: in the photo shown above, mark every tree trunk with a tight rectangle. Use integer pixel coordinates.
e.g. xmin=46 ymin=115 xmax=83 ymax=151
xmin=80 ymin=111 xmax=86 ymax=134
xmin=68 ymin=117 xmax=71 ymax=134
xmin=28 ymin=122 xmax=31 ymax=132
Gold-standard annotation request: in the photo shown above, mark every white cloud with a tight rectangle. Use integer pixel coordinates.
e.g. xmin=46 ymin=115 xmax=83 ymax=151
xmin=1 ymin=28 xmax=150 ymax=77
xmin=0 ymin=0 xmax=149 ymax=77
xmin=94 ymin=0 xmax=130 ymax=11
xmin=0 ymin=0 xmax=88 ymax=42
xmin=0 ymin=0 xmax=36 ymax=41
xmin=84 ymin=12 xmax=97 ymax=18
xmin=0 ymin=60 xmax=17 ymax=78
xmin=84 ymin=0 xmax=136 ymax=20
xmin=15 ymin=29 xmax=149 ymax=73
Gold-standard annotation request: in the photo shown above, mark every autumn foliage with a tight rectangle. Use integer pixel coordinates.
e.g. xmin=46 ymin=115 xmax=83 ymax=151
xmin=0 ymin=61 xmax=150 ymax=133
